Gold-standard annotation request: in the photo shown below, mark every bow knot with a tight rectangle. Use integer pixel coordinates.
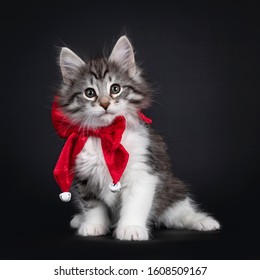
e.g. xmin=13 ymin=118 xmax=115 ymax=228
xmin=98 ymin=116 xmax=126 ymax=151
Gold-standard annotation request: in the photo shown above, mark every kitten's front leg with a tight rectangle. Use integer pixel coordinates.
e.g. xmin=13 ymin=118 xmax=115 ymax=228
xmin=71 ymin=201 xmax=110 ymax=237
xmin=115 ymin=172 xmax=158 ymax=241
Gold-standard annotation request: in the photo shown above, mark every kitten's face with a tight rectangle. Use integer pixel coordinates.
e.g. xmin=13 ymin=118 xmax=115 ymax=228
xmin=57 ymin=36 xmax=151 ymax=128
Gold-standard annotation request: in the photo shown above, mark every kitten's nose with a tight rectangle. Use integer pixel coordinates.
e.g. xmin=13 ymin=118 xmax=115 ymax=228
xmin=99 ymin=97 xmax=110 ymax=110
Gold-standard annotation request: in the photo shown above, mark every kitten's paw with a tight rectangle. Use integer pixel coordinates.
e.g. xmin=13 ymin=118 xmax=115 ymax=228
xmin=116 ymin=226 xmax=149 ymax=241
xmin=77 ymin=223 xmax=109 ymax=237
xmin=190 ymin=216 xmax=220 ymax=231
xmin=70 ymin=214 xmax=82 ymax=229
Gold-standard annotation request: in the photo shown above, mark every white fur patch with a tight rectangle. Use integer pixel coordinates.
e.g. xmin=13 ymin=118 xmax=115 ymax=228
xmin=159 ymin=197 xmax=220 ymax=231
xmin=78 ymin=223 xmax=109 ymax=237
xmin=115 ymin=170 xmax=157 ymax=240
xmin=116 ymin=226 xmax=149 ymax=241
xmin=76 ymin=202 xmax=110 ymax=237
xmin=70 ymin=214 xmax=82 ymax=229
xmin=114 ymin=125 xmax=158 ymax=240
xmin=126 ymin=92 xmax=144 ymax=101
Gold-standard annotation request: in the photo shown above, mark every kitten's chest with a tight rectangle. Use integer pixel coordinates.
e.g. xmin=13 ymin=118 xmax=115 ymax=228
xmin=75 ymin=125 xmax=149 ymax=203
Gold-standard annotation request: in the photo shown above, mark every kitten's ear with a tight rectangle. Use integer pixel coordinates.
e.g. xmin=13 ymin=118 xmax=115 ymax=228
xmin=109 ymin=36 xmax=136 ymax=78
xmin=59 ymin=47 xmax=85 ymax=85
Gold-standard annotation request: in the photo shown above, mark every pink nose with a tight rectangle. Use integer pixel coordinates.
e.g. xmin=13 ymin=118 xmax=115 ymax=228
xmin=99 ymin=97 xmax=110 ymax=110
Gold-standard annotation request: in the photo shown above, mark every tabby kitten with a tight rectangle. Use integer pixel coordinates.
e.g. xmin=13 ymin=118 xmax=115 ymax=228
xmin=55 ymin=36 xmax=220 ymax=240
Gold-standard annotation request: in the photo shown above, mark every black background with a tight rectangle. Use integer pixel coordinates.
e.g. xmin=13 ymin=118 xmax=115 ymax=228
xmin=1 ymin=0 xmax=260 ymax=259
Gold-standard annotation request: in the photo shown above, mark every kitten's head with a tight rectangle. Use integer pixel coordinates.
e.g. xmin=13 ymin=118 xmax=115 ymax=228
xmin=57 ymin=36 xmax=152 ymax=128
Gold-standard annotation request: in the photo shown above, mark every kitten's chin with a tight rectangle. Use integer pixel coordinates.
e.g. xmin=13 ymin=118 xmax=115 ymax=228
xmin=99 ymin=112 xmax=117 ymax=125
xmin=84 ymin=112 xmax=118 ymax=129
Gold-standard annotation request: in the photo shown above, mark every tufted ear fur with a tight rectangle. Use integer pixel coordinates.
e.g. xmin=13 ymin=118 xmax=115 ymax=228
xmin=59 ymin=47 xmax=86 ymax=85
xmin=109 ymin=36 xmax=136 ymax=78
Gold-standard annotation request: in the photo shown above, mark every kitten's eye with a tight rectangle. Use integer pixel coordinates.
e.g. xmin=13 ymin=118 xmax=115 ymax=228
xmin=110 ymin=84 xmax=121 ymax=95
xmin=84 ymin=88 xmax=97 ymax=99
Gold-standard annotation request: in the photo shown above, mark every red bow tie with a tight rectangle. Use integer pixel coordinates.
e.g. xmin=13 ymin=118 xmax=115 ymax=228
xmin=52 ymin=97 xmax=152 ymax=201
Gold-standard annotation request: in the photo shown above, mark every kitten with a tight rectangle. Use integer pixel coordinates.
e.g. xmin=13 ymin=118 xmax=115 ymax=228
xmin=54 ymin=35 xmax=220 ymax=240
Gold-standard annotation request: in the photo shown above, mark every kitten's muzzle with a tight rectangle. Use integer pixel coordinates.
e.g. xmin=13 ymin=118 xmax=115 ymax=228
xmin=99 ymin=96 xmax=111 ymax=110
